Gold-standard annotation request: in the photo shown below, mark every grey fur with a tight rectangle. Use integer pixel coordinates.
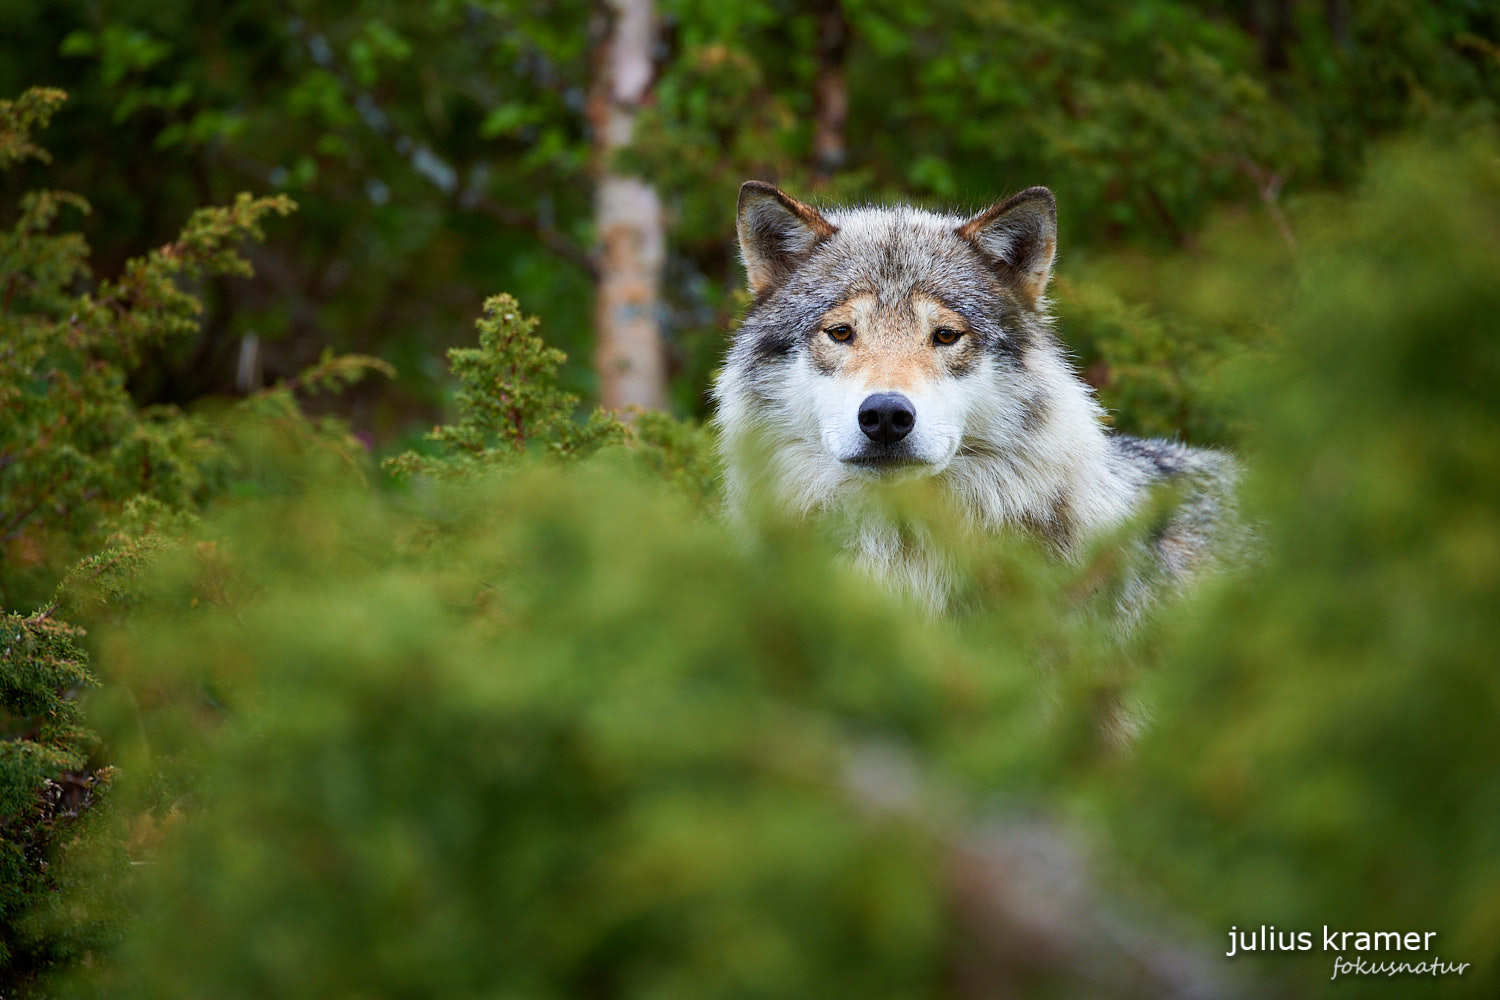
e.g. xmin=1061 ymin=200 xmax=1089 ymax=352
xmin=713 ymin=183 xmax=1239 ymax=612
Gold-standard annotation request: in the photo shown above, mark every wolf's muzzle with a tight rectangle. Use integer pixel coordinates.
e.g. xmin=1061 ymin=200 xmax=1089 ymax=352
xmin=858 ymin=392 xmax=916 ymax=445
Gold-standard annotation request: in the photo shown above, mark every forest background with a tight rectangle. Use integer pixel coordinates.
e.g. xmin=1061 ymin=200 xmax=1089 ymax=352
xmin=2 ymin=1 xmax=1499 ymax=998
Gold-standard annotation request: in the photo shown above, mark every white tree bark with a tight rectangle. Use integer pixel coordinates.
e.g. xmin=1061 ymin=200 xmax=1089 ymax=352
xmin=591 ymin=0 xmax=667 ymax=412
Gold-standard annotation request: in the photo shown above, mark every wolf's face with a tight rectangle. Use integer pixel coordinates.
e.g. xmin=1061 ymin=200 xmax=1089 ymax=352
xmin=798 ymin=288 xmax=984 ymax=473
xmin=715 ymin=181 xmax=1072 ymax=514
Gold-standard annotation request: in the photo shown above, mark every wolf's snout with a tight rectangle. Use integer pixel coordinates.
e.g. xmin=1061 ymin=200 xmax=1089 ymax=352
xmin=858 ymin=393 xmax=916 ymax=445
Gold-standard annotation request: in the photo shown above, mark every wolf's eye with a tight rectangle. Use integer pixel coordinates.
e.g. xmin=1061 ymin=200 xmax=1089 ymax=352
xmin=932 ymin=328 xmax=963 ymax=346
xmin=824 ymin=325 xmax=854 ymax=342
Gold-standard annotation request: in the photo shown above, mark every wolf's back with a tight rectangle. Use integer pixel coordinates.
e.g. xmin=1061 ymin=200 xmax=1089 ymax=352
xmin=1108 ymin=433 xmax=1244 ymax=592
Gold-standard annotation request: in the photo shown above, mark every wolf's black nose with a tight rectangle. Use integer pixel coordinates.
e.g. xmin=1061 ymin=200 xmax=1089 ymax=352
xmin=858 ymin=392 xmax=916 ymax=445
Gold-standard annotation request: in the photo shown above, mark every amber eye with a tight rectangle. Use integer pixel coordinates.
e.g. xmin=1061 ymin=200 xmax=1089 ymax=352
xmin=824 ymin=325 xmax=854 ymax=342
xmin=933 ymin=328 xmax=963 ymax=346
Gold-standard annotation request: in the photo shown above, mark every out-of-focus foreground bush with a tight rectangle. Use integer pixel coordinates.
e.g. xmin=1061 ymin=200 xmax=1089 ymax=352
xmin=3 ymin=101 xmax=1499 ymax=1000
xmin=0 ymin=88 xmax=395 ymax=992
xmin=1093 ymin=135 xmax=1500 ymax=989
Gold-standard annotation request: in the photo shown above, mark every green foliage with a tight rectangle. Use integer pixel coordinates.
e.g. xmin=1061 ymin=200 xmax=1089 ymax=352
xmin=0 ymin=614 xmax=96 ymax=819
xmin=0 ymin=610 xmax=115 ymax=992
xmin=4 ymin=1 xmax=1492 ymax=418
xmin=52 ymin=498 xmax=204 ymax=620
xmin=384 ymin=295 xmax=625 ymax=479
xmin=628 ymin=409 xmax=722 ymax=513
xmin=2 ymin=0 xmax=602 ymax=410
xmin=1089 ymin=136 xmax=1500 ymax=994
xmin=0 ymin=88 xmax=297 ymax=610
xmin=76 ymin=461 xmax=974 ymax=1000
xmin=0 ymin=87 xmax=67 ymax=168
xmin=643 ymin=0 xmax=1313 ymax=246
xmin=1052 ymin=273 xmax=1255 ymax=444
xmin=382 ymin=293 xmax=723 ymax=512
xmin=0 ymin=89 xmax=384 ymax=999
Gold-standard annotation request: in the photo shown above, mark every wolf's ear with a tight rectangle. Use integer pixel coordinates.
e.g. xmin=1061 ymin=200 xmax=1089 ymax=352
xmin=737 ymin=181 xmax=837 ymax=296
xmin=957 ymin=187 xmax=1058 ymax=306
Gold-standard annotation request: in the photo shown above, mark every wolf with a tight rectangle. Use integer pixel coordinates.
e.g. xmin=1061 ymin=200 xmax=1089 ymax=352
xmin=711 ymin=181 xmax=1239 ymax=613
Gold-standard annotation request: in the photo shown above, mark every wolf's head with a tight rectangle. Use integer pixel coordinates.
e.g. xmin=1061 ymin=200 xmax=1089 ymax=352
xmin=714 ymin=182 xmax=1107 ymax=525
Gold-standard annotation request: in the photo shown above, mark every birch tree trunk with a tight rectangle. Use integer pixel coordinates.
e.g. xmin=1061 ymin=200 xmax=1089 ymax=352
xmin=590 ymin=0 xmax=667 ymax=412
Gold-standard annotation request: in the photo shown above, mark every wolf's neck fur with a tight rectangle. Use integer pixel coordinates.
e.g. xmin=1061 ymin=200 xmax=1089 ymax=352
xmin=941 ymin=348 xmax=1138 ymax=553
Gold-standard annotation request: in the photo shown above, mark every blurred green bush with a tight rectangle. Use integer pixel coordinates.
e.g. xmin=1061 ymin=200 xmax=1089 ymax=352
xmin=80 ymin=463 xmax=962 ymax=1000
xmin=0 ymin=87 xmax=292 ymax=611
xmin=1090 ymin=134 xmax=1500 ymax=994
xmin=0 ymin=90 xmax=380 ymax=993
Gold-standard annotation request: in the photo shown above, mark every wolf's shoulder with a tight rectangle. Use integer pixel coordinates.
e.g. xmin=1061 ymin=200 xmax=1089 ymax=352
xmin=1107 ymin=433 xmax=1243 ymax=588
xmin=1108 ymin=433 xmax=1235 ymax=485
